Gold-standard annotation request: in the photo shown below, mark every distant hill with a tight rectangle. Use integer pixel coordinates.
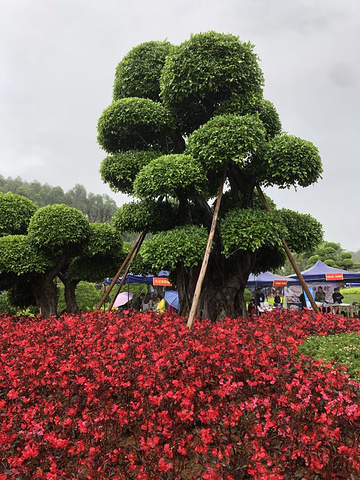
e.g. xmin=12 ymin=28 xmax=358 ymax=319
xmin=0 ymin=175 xmax=118 ymax=223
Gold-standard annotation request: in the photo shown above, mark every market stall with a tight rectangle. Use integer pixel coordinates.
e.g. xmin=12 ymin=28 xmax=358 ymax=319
xmin=286 ymin=261 xmax=360 ymax=313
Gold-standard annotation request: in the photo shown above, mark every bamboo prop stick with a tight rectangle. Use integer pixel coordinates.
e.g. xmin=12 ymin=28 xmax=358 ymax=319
xmin=96 ymin=232 xmax=145 ymax=310
xmin=255 ymin=185 xmax=319 ymax=313
xmin=108 ymin=232 xmax=145 ymax=310
xmin=187 ymin=168 xmax=227 ymax=329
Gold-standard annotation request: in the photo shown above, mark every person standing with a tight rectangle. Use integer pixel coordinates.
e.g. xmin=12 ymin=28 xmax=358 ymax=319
xmin=299 ymin=291 xmax=306 ymax=309
xmin=248 ymin=298 xmax=257 ymax=317
xmin=142 ymin=292 xmax=153 ymax=311
xmin=274 ymin=291 xmax=282 ymax=307
xmin=255 ymin=288 xmax=265 ymax=307
xmin=131 ymin=293 xmax=145 ymax=311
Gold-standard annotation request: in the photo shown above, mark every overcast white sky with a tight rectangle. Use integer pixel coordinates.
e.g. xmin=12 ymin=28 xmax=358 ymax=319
xmin=0 ymin=0 xmax=359 ymax=250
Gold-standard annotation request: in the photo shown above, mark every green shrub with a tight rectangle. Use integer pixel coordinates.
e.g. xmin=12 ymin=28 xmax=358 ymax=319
xmin=57 ymin=282 xmax=103 ymax=313
xmin=244 ymin=288 xmax=252 ymax=303
xmin=57 ymin=281 xmax=149 ymax=313
xmin=0 ymin=291 xmax=16 ymax=315
xmin=341 ymin=287 xmax=360 ymax=296
xmin=0 ymin=290 xmax=38 ymax=316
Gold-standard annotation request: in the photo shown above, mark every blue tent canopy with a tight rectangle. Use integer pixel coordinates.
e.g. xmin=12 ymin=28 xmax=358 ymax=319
xmin=104 ymin=271 xmax=169 ymax=286
xmin=246 ymin=271 xmax=297 ymax=287
xmin=289 ymin=260 xmax=360 ymax=282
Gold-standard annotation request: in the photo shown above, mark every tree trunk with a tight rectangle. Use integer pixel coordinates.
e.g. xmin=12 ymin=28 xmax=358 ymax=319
xmin=30 ymin=254 xmax=69 ymax=318
xmin=32 ymin=275 xmax=58 ymax=318
xmin=178 ymin=250 xmax=256 ymax=321
xmin=177 ymin=264 xmax=201 ymax=316
xmin=63 ymin=279 xmax=80 ymax=314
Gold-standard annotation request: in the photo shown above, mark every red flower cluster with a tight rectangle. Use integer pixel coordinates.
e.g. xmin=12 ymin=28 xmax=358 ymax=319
xmin=0 ymin=310 xmax=359 ymax=479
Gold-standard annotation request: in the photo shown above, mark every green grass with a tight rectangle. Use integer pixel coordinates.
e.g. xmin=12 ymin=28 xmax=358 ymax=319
xmin=340 ymin=287 xmax=360 ymax=315
xmin=341 ymin=287 xmax=360 ymax=302
xmin=298 ymin=332 xmax=360 ymax=381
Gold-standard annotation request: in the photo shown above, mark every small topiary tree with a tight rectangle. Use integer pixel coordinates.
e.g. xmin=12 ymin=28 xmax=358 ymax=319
xmin=58 ymin=223 xmax=124 ymax=314
xmin=306 ymin=241 xmax=359 ymax=270
xmin=0 ymin=203 xmax=92 ymax=317
xmin=98 ymin=31 xmax=323 ymax=320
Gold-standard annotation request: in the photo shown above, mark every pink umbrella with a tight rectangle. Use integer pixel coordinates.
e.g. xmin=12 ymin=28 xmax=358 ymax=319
xmin=113 ymin=291 xmax=133 ymax=308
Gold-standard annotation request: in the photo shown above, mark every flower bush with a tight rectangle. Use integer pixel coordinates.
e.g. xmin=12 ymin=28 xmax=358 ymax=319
xmin=0 ymin=310 xmax=360 ymax=479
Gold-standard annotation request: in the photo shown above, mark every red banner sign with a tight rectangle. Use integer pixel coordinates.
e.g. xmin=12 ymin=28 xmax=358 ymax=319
xmin=273 ymin=280 xmax=287 ymax=287
xmin=153 ymin=277 xmax=172 ymax=286
xmin=326 ymin=273 xmax=344 ymax=281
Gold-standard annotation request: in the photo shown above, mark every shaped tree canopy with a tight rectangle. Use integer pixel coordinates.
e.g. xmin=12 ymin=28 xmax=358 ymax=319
xmin=97 ymin=31 xmax=323 ymax=319
xmin=0 ymin=192 xmax=37 ymax=237
xmin=0 ymin=201 xmax=111 ymax=317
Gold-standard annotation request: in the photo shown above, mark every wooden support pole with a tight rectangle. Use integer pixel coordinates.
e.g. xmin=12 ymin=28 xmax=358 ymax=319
xmin=187 ymin=168 xmax=227 ymax=329
xmin=96 ymin=232 xmax=145 ymax=310
xmin=108 ymin=233 xmax=145 ymax=310
xmin=255 ymin=185 xmax=319 ymax=313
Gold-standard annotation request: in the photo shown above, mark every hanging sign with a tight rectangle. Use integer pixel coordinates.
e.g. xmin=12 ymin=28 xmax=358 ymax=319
xmin=325 ymin=273 xmax=344 ymax=281
xmin=273 ymin=280 xmax=287 ymax=287
xmin=153 ymin=277 xmax=172 ymax=286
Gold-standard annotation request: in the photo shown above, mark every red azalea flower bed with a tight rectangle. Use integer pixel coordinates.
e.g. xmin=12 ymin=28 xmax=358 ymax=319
xmin=0 ymin=310 xmax=360 ymax=479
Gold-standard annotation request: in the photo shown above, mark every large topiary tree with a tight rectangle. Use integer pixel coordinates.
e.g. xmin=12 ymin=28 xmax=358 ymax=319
xmin=98 ymin=32 xmax=323 ymax=320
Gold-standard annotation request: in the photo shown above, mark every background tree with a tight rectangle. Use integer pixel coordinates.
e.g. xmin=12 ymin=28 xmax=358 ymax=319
xmin=98 ymin=32 xmax=323 ymax=320
xmin=350 ymin=249 xmax=360 ymax=266
xmin=0 ymin=176 xmax=118 ymax=222
xmin=278 ymin=242 xmax=360 ymax=276
xmin=306 ymin=241 xmax=360 ymax=270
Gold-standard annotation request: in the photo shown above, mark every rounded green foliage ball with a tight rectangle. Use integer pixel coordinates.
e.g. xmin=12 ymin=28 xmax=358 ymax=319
xmin=186 ymin=114 xmax=266 ymax=171
xmin=278 ymin=208 xmax=323 ymax=253
xmin=28 ymin=204 xmax=91 ymax=251
xmin=0 ymin=235 xmax=50 ymax=275
xmin=221 ymin=208 xmax=286 ymax=257
xmin=113 ymin=41 xmax=173 ymax=101
xmin=97 ymin=97 xmax=174 ymax=154
xmin=133 ymin=154 xmax=206 ymax=200
xmin=264 ymin=135 xmax=322 ymax=188
xmin=256 ymin=100 xmax=282 ymax=139
xmin=140 ymin=225 xmax=208 ymax=271
xmin=86 ymin=223 xmax=123 ymax=256
xmin=0 ymin=192 xmax=38 ymax=236
xmin=161 ymin=31 xmax=264 ymax=133
xmin=112 ymin=200 xmax=178 ymax=233
xmin=215 ymin=98 xmax=282 ymax=139
xmin=100 ymin=150 xmax=162 ymax=195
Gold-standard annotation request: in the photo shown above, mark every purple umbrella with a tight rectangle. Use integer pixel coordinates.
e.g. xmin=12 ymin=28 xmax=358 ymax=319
xmin=113 ymin=292 xmax=133 ymax=308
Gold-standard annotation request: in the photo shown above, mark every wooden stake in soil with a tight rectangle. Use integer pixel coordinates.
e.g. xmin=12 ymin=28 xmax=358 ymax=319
xmin=187 ymin=169 xmax=227 ymax=329
xmin=108 ymin=233 xmax=145 ymax=310
xmin=96 ymin=232 xmax=145 ymax=310
xmin=255 ymin=185 xmax=319 ymax=313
